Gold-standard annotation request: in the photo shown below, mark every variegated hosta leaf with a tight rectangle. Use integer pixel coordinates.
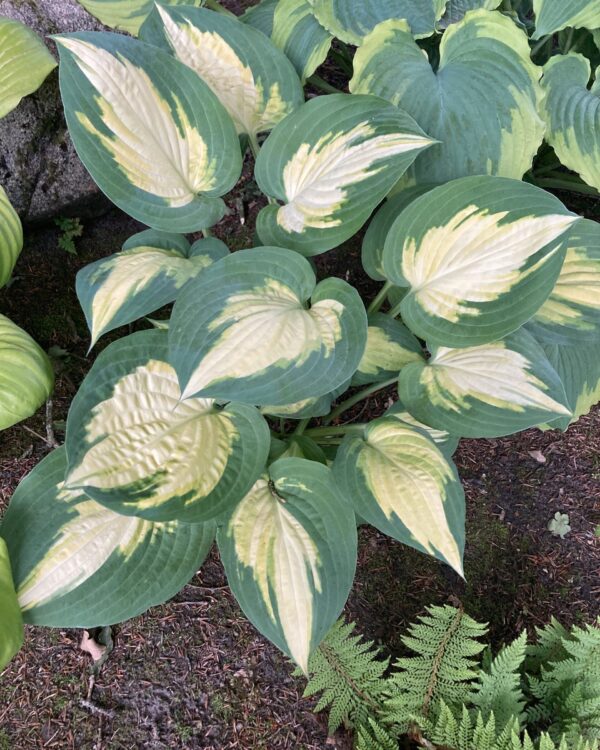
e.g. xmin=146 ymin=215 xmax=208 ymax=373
xmin=541 ymin=53 xmax=600 ymax=194
xmin=243 ymin=0 xmax=332 ymax=82
xmin=439 ymin=0 xmax=502 ymax=27
xmin=333 ymin=419 xmax=465 ymax=574
xmin=77 ymin=229 xmax=229 ymax=347
xmin=350 ymin=12 xmax=545 ymax=184
xmin=532 ymin=0 xmax=600 ymax=39
xmin=0 ymin=447 xmax=215 ymax=626
xmin=528 ymin=219 xmax=600 ymax=345
xmin=56 ymin=32 xmax=242 ymax=232
xmin=399 ymin=329 xmax=572 ymax=438
xmin=169 ymin=247 xmax=367 ymax=405
xmin=255 ymin=94 xmax=434 ymax=255
xmin=352 ymin=313 xmax=423 ymax=386
xmin=0 ymin=314 xmax=54 ymax=431
xmin=140 ymin=5 xmax=303 ymax=138
xmin=218 ymin=457 xmax=357 ymax=671
xmin=0 ymin=537 xmax=23 ymax=671
xmin=65 ymin=329 xmax=270 ymax=523
xmin=385 ymin=399 xmax=459 ymax=458
xmin=382 ymin=176 xmax=579 ymax=348
xmin=362 ymin=185 xmax=434 ymax=281
xmin=75 ymin=0 xmax=203 ymax=36
xmin=260 ymin=378 xmax=351 ymax=419
xmin=0 ymin=185 xmax=23 ymax=289
xmin=309 ymin=0 xmax=447 ymax=44
xmin=0 ymin=17 xmax=56 ymax=119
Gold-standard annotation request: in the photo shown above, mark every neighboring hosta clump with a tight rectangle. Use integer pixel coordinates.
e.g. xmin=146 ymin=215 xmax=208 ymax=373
xmin=2 ymin=1 xmax=600 ymax=683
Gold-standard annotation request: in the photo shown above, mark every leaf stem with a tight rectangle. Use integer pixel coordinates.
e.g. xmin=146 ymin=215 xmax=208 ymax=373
xmin=534 ymin=177 xmax=599 ymax=197
xmin=530 ymin=34 xmax=552 ymax=57
xmin=308 ymin=75 xmax=344 ymax=95
xmin=367 ymin=280 xmax=392 ymax=314
xmin=293 ymin=417 xmax=311 ymax=436
xmin=202 ymin=227 xmax=213 ymax=238
xmin=561 ymin=27 xmax=575 ymax=54
xmin=303 ymin=424 xmax=366 ymax=438
xmin=323 ymin=377 xmax=398 ymax=425
xmin=387 ymin=299 xmax=403 ymax=319
xmin=203 ymin=0 xmax=236 ymax=17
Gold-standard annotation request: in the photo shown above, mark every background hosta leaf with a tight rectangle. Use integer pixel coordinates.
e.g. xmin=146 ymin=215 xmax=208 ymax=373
xmin=76 ymin=0 xmax=203 ymax=35
xmin=56 ymin=32 xmax=242 ymax=232
xmin=261 ymin=379 xmax=351 ymax=420
xmin=77 ymin=229 xmax=229 ymax=347
xmin=350 ymin=12 xmax=545 ymax=184
xmin=0 ymin=17 xmax=56 ymax=119
xmin=352 ymin=313 xmax=423 ymax=386
xmin=0 ymin=315 xmax=54 ymax=431
xmin=65 ymin=329 xmax=269 ymax=523
xmin=399 ymin=329 xmax=572 ymax=438
xmin=140 ymin=5 xmax=303 ymax=137
xmin=169 ymin=247 xmax=367 ymax=405
xmin=528 ymin=219 xmax=600 ymax=345
xmin=385 ymin=399 xmax=459 ymax=458
xmin=383 ymin=176 xmax=579 ymax=348
xmin=309 ymin=0 xmax=447 ymax=44
xmin=532 ymin=0 xmax=600 ymax=38
xmin=333 ymin=419 xmax=465 ymax=574
xmin=0 ymin=185 xmax=23 ymax=289
xmin=439 ymin=0 xmax=502 ymax=27
xmin=0 ymin=537 xmax=23 ymax=671
xmin=0 ymin=448 xmax=215 ymax=627
xmin=255 ymin=94 xmax=434 ymax=255
xmin=541 ymin=53 xmax=600 ymax=194
xmin=218 ymin=458 xmax=357 ymax=671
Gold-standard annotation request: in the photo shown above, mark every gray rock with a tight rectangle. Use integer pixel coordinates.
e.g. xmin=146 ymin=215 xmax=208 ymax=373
xmin=0 ymin=0 xmax=110 ymax=222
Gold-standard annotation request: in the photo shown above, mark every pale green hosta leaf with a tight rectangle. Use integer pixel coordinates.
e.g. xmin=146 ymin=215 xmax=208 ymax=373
xmin=0 ymin=315 xmax=54 ymax=431
xmin=382 ymin=176 xmax=579 ymax=348
xmin=65 ymin=329 xmax=269 ymax=523
xmin=399 ymin=329 xmax=572 ymax=438
xmin=140 ymin=5 xmax=303 ymax=138
xmin=0 ymin=447 xmax=214 ymax=626
xmin=309 ymin=0 xmax=447 ymax=44
xmin=76 ymin=0 xmax=203 ymax=35
xmin=169 ymin=247 xmax=367 ymax=406
xmin=0 ymin=185 xmax=23 ymax=289
xmin=350 ymin=12 xmax=545 ymax=184
xmin=0 ymin=537 xmax=23 ymax=671
xmin=243 ymin=0 xmax=333 ymax=82
xmin=218 ymin=458 xmax=357 ymax=672
xmin=532 ymin=0 xmax=600 ymax=38
xmin=385 ymin=399 xmax=459 ymax=458
xmin=77 ymin=230 xmax=228 ymax=347
xmin=333 ymin=419 xmax=465 ymax=574
xmin=439 ymin=0 xmax=502 ymax=27
xmin=56 ymin=32 xmax=241 ymax=232
xmin=255 ymin=94 xmax=434 ymax=255
xmin=528 ymin=220 xmax=600 ymax=345
xmin=541 ymin=53 xmax=600 ymax=194
xmin=0 ymin=17 xmax=56 ymax=119
xmin=352 ymin=313 xmax=423 ymax=386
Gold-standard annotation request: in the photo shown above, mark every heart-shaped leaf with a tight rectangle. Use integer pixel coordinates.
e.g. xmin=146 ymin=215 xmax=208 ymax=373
xmin=350 ymin=12 xmax=545 ymax=184
xmin=65 ymin=329 xmax=269 ymax=523
xmin=56 ymin=32 xmax=242 ymax=232
xmin=382 ymin=176 xmax=579 ymax=348
xmin=140 ymin=5 xmax=304 ymax=137
xmin=169 ymin=246 xmax=368 ymax=405
xmin=0 ymin=447 xmax=215 ymax=626
xmin=0 ymin=185 xmax=23 ymax=289
xmin=385 ymin=399 xmax=459 ymax=457
xmin=0 ymin=537 xmax=23 ymax=671
xmin=218 ymin=458 xmax=357 ymax=672
xmin=439 ymin=0 xmax=502 ymax=27
xmin=75 ymin=0 xmax=203 ymax=36
xmin=532 ymin=0 xmax=600 ymax=39
xmin=352 ymin=313 xmax=423 ymax=386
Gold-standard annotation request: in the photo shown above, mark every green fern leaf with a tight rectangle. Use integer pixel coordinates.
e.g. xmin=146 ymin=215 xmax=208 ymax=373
xmin=355 ymin=719 xmax=398 ymax=750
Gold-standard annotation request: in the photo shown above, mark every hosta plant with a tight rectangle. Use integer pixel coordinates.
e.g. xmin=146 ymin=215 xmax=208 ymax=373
xmin=1 ymin=0 xmax=600 ymax=677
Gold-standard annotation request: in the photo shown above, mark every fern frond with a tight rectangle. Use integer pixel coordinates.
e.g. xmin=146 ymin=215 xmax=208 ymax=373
xmin=525 ymin=618 xmax=571 ymax=675
xmin=355 ymin=719 xmax=398 ymax=750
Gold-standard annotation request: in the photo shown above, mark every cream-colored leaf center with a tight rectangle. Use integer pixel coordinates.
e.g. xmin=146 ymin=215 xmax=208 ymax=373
xmin=359 ymin=325 xmax=421 ymax=376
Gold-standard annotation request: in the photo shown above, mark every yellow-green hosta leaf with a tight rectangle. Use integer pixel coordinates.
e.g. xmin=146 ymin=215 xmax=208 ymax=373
xmin=260 ymin=378 xmax=351 ymax=420
xmin=383 ymin=176 xmax=579 ymax=348
xmin=528 ymin=219 xmax=600 ymax=345
xmin=77 ymin=229 xmax=229 ymax=347
xmin=541 ymin=53 xmax=600 ymax=194
xmin=56 ymin=32 xmax=242 ymax=232
xmin=333 ymin=419 xmax=465 ymax=574
xmin=169 ymin=247 xmax=367 ymax=405
xmin=76 ymin=0 xmax=203 ymax=35
xmin=439 ymin=0 xmax=502 ymax=27
xmin=255 ymin=94 xmax=435 ymax=255
xmin=218 ymin=458 xmax=357 ymax=671
xmin=140 ymin=5 xmax=303 ymax=138
xmin=0 ymin=537 xmax=23 ymax=671
xmin=399 ymin=329 xmax=572 ymax=438
xmin=385 ymin=399 xmax=459 ymax=458
xmin=0 ymin=185 xmax=23 ymax=289
xmin=0 ymin=315 xmax=54 ymax=431
xmin=0 ymin=447 xmax=215 ymax=627
xmin=352 ymin=313 xmax=423 ymax=386
xmin=0 ymin=17 xmax=56 ymax=119
xmin=309 ymin=0 xmax=447 ymax=44
xmin=350 ymin=12 xmax=545 ymax=184
xmin=532 ymin=0 xmax=600 ymax=39
xmin=65 ymin=329 xmax=269 ymax=523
